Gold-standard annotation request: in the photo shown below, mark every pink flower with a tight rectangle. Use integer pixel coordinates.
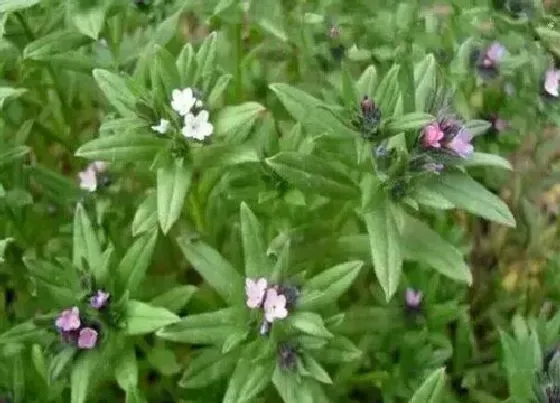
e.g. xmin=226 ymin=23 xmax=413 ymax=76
xmin=447 ymin=129 xmax=474 ymax=158
xmin=245 ymin=278 xmax=267 ymax=309
xmin=545 ymin=68 xmax=560 ymax=97
xmin=485 ymin=42 xmax=505 ymax=64
xmin=90 ymin=290 xmax=110 ymax=309
xmin=405 ymin=288 xmax=423 ymax=308
xmin=264 ymin=288 xmax=288 ymax=323
xmin=77 ymin=327 xmax=98 ymax=349
xmin=55 ymin=307 xmax=81 ymax=332
xmin=422 ymin=123 xmax=444 ymax=148
xmin=78 ymin=161 xmax=108 ymax=192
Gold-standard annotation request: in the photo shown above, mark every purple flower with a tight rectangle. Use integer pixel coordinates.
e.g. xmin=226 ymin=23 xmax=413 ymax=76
xmin=245 ymin=278 xmax=268 ymax=309
xmin=422 ymin=123 xmax=444 ymax=148
xmin=55 ymin=307 xmax=81 ymax=332
xmin=89 ymin=290 xmax=110 ymax=309
xmin=447 ymin=128 xmax=474 ymax=158
xmin=544 ymin=68 xmax=560 ymax=98
xmin=77 ymin=327 xmax=98 ymax=350
xmin=484 ymin=42 xmax=506 ymax=65
xmin=405 ymin=288 xmax=423 ymax=308
xmin=264 ymin=288 xmax=288 ymax=323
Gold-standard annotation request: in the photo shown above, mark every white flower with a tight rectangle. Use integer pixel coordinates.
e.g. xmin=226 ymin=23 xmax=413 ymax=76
xmin=545 ymin=68 xmax=560 ymax=98
xmin=151 ymin=119 xmax=170 ymax=135
xmin=79 ymin=166 xmax=98 ymax=192
xmin=245 ymin=278 xmax=268 ymax=309
xmin=171 ymin=88 xmax=196 ymax=116
xmin=264 ymin=288 xmax=288 ymax=323
xmin=181 ymin=110 xmax=213 ymax=140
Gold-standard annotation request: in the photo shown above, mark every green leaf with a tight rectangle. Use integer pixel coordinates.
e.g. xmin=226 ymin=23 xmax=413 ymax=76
xmin=409 ymin=368 xmax=446 ymax=403
xmin=115 ymin=345 xmax=138 ymax=390
xmin=150 ymin=44 xmax=180 ymax=103
xmin=273 ymin=366 xmax=314 ymax=403
xmin=414 ymin=54 xmax=437 ymax=112
xmin=301 ymin=353 xmax=332 ymax=384
xmin=75 ymin=133 xmax=165 ymax=163
xmin=397 ymin=211 xmax=472 ymax=284
xmin=356 ymin=65 xmax=378 ymax=99
xmin=223 ymin=345 xmax=276 ymax=403
xmin=240 ymin=202 xmax=270 ymax=278
xmin=180 ymin=347 xmax=240 ymax=389
xmin=0 ymin=146 xmax=29 ymax=169
xmin=72 ymin=203 xmax=102 ymax=274
xmin=215 ymin=102 xmax=265 ymax=137
xmin=288 ymin=312 xmax=333 ymax=338
xmin=0 ymin=321 xmax=45 ymax=345
xmin=0 ymin=238 xmax=13 ymax=263
xmin=363 ymin=184 xmax=402 ymax=301
xmin=157 ymin=307 xmax=245 ymax=344
xmin=207 ymin=73 xmax=232 ymax=109
xmin=298 ymin=261 xmax=363 ymax=310
xmin=191 ymin=144 xmax=260 ymax=168
xmin=117 ymin=230 xmax=158 ymax=295
xmin=426 ymin=171 xmax=516 ymax=227
xmin=0 ymin=88 xmax=27 ymax=108
xmin=132 ymin=192 xmax=158 ymax=236
xmin=463 ymin=152 xmax=512 ymax=171
xmin=464 ymin=119 xmax=491 ymax=136
xmin=69 ymin=2 xmax=106 ymax=40
xmin=176 ymin=43 xmax=196 ymax=87
xmin=23 ymin=30 xmax=91 ymax=60
xmin=71 ymin=352 xmax=99 ymax=403
xmin=150 ymin=285 xmax=197 ymax=314
xmin=0 ymin=0 xmax=40 ymax=13
xmin=384 ymin=113 xmax=434 ymax=135
xmin=375 ymin=64 xmax=401 ymax=117
xmin=92 ymin=69 xmax=139 ymax=117
xmin=410 ymin=185 xmax=454 ymax=210
xmin=269 ymin=83 xmax=355 ymax=138
xmin=48 ymin=347 xmax=76 ymax=383
xmin=175 ymin=237 xmax=243 ymax=305
xmin=157 ymin=158 xmax=192 ymax=234
xmin=318 ymin=336 xmax=362 ymax=363
xmin=194 ymin=31 xmax=218 ymax=85
xmin=266 ymin=152 xmax=359 ymax=199
xmin=126 ymin=300 xmax=180 ymax=335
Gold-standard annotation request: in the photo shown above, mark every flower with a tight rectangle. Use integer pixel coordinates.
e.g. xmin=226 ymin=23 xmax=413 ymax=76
xmin=171 ymin=88 xmax=196 ymax=116
xmin=55 ymin=307 xmax=81 ymax=332
xmin=422 ymin=123 xmax=444 ymax=148
xmin=264 ymin=288 xmax=288 ymax=323
xmin=245 ymin=278 xmax=267 ymax=309
xmin=447 ymin=128 xmax=474 ymax=158
xmin=77 ymin=327 xmax=98 ymax=349
xmin=78 ymin=161 xmax=108 ymax=192
xmin=405 ymin=288 xmax=423 ymax=308
xmin=181 ymin=110 xmax=213 ymax=140
xmin=544 ymin=68 xmax=560 ymax=98
xmin=484 ymin=42 xmax=506 ymax=66
xmin=90 ymin=290 xmax=110 ymax=309
xmin=151 ymin=119 xmax=170 ymax=135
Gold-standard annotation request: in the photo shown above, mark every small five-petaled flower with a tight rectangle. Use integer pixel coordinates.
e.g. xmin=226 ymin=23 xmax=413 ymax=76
xmin=246 ymin=277 xmax=289 ymax=324
xmin=78 ymin=161 xmax=108 ymax=192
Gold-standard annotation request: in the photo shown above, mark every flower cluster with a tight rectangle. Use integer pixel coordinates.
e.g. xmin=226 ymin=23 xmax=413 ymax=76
xmin=53 ymin=289 xmax=110 ymax=350
xmin=245 ymin=278 xmax=290 ymax=324
xmin=352 ymin=96 xmax=381 ymax=141
xmin=472 ymin=41 xmax=506 ymax=79
xmin=152 ymin=88 xmax=214 ymax=141
xmin=78 ymin=161 xmax=108 ymax=192
xmin=421 ymin=117 xmax=474 ymax=159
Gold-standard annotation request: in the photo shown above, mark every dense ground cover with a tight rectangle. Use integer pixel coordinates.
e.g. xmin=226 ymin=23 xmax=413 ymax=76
xmin=1 ymin=0 xmax=560 ymax=402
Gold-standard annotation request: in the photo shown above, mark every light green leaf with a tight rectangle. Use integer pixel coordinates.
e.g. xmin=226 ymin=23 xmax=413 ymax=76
xmin=207 ymin=73 xmax=232 ymax=109
xmin=48 ymin=347 xmax=76 ymax=383
xmin=0 ymin=0 xmax=40 ymax=13
xmin=463 ymin=152 xmax=512 ymax=171
xmin=176 ymin=43 xmax=195 ymax=87
xmin=92 ymin=69 xmax=139 ymax=116
xmin=150 ymin=44 xmax=180 ymax=103
xmin=0 ymin=88 xmax=27 ymax=108
xmin=157 ymin=158 xmax=192 ymax=234
xmin=397 ymin=211 xmax=472 ymax=284
xmin=289 ymin=312 xmax=333 ymax=338
xmin=126 ymin=300 xmax=180 ymax=335
xmin=70 ymin=2 xmax=106 ymax=40
xmin=194 ymin=31 xmax=218 ymax=85
xmin=115 ymin=345 xmax=138 ymax=390
xmin=318 ymin=336 xmax=362 ymax=363
xmin=375 ymin=64 xmax=401 ymax=117
xmin=348 ymin=44 xmax=372 ymax=62
xmin=117 ymin=230 xmax=158 ymax=295
xmin=0 ymin=238 xmax=13 ymax=263
xmin=132 ymin=192 xmax=158 ymax=236
xmin=356 ymin=65 xmax=378 ymax=99
xmin=72 ymin=203 xmax=102 ymax=274
xmin=150 ymin=285 xmax=197 ymax=314
xmin=410 ymin=185 xmax=455 ymax=210
xmin=363 ymin=182 xmax=402 ymax=301
xmin=180 ymin=347 xmax=240 ymax=389
xmin=0 ymin=146 xmax=29 ymax=169
xmin=157 ymin=307 xmax=245 ymax=344
xmin=426 ymin=171 xmax=516 ymax=227
xmin=175 ymin=237 xmax=243 ymax=305
xmin=0 ymin=321 xmax=45 ymax=345
xmin=301 ymin=353 xmax=332 ymax=384
xmin=299 ymin=261 xmax=363 ymax=310
xmin=409 ymin=368 xmax=446 ymax=403
xmin=23 ymin=30 xmax=91 ymax=60
xmin=215 ymin=102 xmax=265 ymax=137
xmin=240 ymin=202 xmax=270 ymax=278
xmin=414 ymin=54 xmax=437 ymax=112
xmin=191 ymin=144 xmax=260 ymax=168
xmin=273 ymin=366 xmax=314 ymax=403
xmin=75 ymin=133 xmax=165 ymax=162
xmin=266 ymin=152 xmax=359 ymax=199
xmin=384 ymin=113 xmax=434 ymax=135
xmin=71 ymin=352 xmax=99 ymax=403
